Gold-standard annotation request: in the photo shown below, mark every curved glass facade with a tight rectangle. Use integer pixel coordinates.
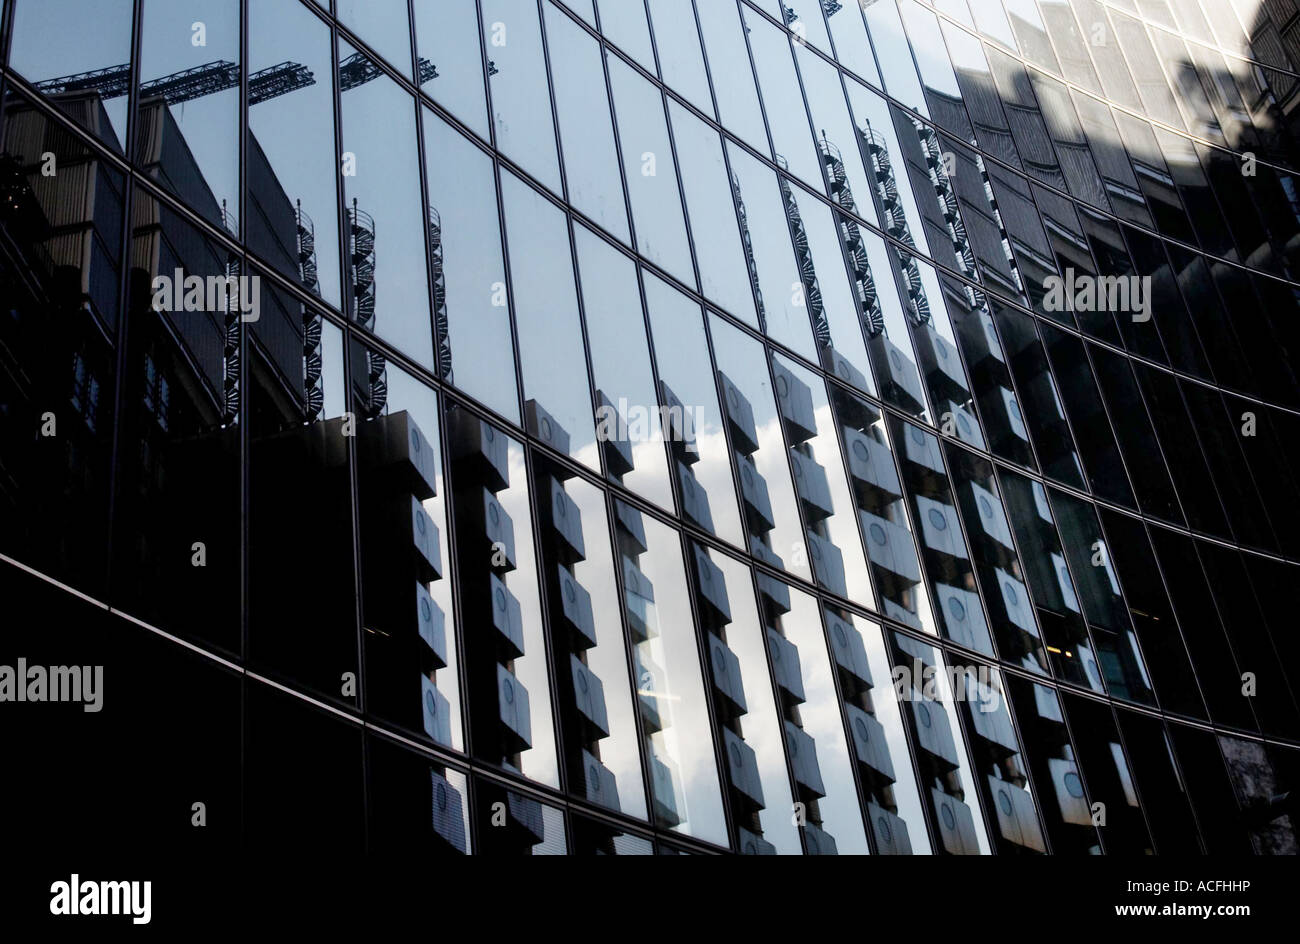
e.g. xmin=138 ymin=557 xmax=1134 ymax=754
xmin=2 ymin=0 xmax=1299 ymax=856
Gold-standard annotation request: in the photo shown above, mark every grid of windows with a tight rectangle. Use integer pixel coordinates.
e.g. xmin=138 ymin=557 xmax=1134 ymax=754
xmin=2 ymin=0 xmax=1299 ymax=855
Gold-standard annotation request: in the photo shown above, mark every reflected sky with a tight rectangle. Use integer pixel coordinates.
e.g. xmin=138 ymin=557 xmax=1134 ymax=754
xmin=501 ymin=171 xmax=600 ymax=470
xmin=339 ymin=41 xmax=433 ymax=369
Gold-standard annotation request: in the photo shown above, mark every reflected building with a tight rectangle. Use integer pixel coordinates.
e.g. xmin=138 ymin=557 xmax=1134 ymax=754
xmin=2 ymin=0 xmax=1299 ymax=857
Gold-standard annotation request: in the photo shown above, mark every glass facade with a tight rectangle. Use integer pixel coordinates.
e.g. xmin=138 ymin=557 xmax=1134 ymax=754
xmin=2 ymin=0 xmax=1299 ymax=856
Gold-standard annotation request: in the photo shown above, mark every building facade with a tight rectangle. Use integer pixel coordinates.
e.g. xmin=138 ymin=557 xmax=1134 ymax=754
xmin=2 ymin=0 xmax=1299 ymax=855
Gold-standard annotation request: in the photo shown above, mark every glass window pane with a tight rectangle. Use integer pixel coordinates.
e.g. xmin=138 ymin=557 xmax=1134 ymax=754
xmin=773 ymin=584 xmax=871 ymax=854
xmin=249 ymin=0 xmax=341 ymax=308
xmin=943 ymin=444 xmax=1047 ymax=672
xmin=533 ymin=458 xmax=648 ymax=820
xmin=997 ymin=469 xmax=1104 ymax=692
xmin=648 ymin=0 xmax=714 ymax=115
xmin=500 ymin=171 xmax=598 ymax=468
xmin=1115 ymin=711 xmax=1201 ymax=853
xmin=1096 ymin=509 xmax=1205 ymax=719
xmin=1060 ymin=694 xmax=1153 ymax=853
xmin=726 ymin=141 xmax=818 ymax=360
xmin=828 ymin=385 xmax=935 ymax=637
xmin=482 ymin=0 xmax=562 ymax=193
xmin=1048 ymin=489 xmax=1155 ymax=706
xmin=643 ymin=272 xmax=745 ymax=546
xmin=423 ymin=108 xmax=519 ymax=421
xmin=474 ymin=779 xmax=568 ymax=854
xmin=249 ymin=283 xmax=357 ymax=705
xmin=772 ymin=353 xmax=872 ymax=604
xmin=711 ymin=315 xmax=812 ymax=585
xmin=745 ymin=8 xmax=822 ymax=189
xmin=669 ymin=100 xmax=758 ymax=325
xmin=414 ymin=0 xmax=490 ymax=139
xmin=889 ymin=630 xmax=992 ymax=854
xmin=353 ymin=356 xmax=464 ymax=751
xmin=137 ymin=0 xmax=241 ymax=231
xmin=862 ymin=0 xmax=929 ymax=114
xmin=340 ymin=45 xmax=433 ymax=368
xmin=690 ymin=543 xmax=801 ymax=853
xmin=695 ymin=0 xmax=769 ymax=151
xmin=596 ymin=0 xmax=656 ymax=69
xmin=338 ymin=0 xmax=412 ymax=76
xmin=784 ymin=181 xmax=876 ymax=395
xmin=0 ymin=95 xmax=122 ymax=594
xmin=576 ymin=226 xmax=674 ymax=509
xmin=8 ymin=0 xmax=133 ymax=151
xmin=1006 ymin=676 xmax=1100 ymax=853
xmin=824 ymin=0 xmax=883 ymax=85
xmin=614 ymin=500 xmax=728 ymax=844
xmin=368 ymin=737 xmax=471 ymax=855
xmin=888 ymin=418 xmax=994 ymax=657
xmin=114 ymin=193 xmax=241 ymax=654
xmin=607 ymin=56 xmax=695 ymax=286
xmin=850 ymin=612 xmax=932 ymax=853
xmin=953 ymin=661 xmax=1047 ymax=854
xmin=447 ymin=407 xmax=561 ymax=787
xmin=545 ymin=4 xmax=630 ymax=243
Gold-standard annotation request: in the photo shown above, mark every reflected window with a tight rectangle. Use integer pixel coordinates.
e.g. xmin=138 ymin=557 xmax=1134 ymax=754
xmin=726 ymin=142 xmax=818 ymax=360
xmin=1061 ymin=694 xmax=1152 ymax=853
xmin=953 ymin=662 xmax=1046 ymax=854
xmin=839 ymin=610 xmax=932 ymax=854
xmin=772 ymin=354 xmax=872 ymax=603
xmin=712 ymin=316 xmax=811 ymax=584
xmin=745 ymin=8 xmax=821 ymax=189
xmin=648 ymin=0 xmax=714 ymax=115
xmin=943 ymin=444 xmax=1046 ymax=672
xmin=614 ymin=500 xmax=727 ymax=844
xmin=1048 ymin=490 xmax=1155 ymax=706
xmin=338 ymin=0 xmax=412 ymax=76
xmin=766 ymin=582 xmax=870 ymax=854
xmin=643 ymin=273 xmax=744 ymax=546
xmin=473 ymin=779 xmax=568 ymax=854
xmin=889 ymin=419 xmax=993 ymax=657
xmin=447 ymin=406 xmax=560 ymax=787
xmin=689 ymin=543 xmax=801 ymax=853
xmin=575 ymin=227 xmax=673 ymax=508
xmin=828 ymin=386 xmax=934 ymax=637
xmin=532 ymin=461 xmax=648 ymax=820
xmin=888 ymin=631 xmax=991 ymax=854
xmin=1006 ymin=676 xmax=1099 ymax=854
xmin=354 ymin=357 xmax=463 ymax=751
xmin=998 ymin=470 xmax=1104 ymax=692
xmin=695 ymin=0 xmax=769 ymax=151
